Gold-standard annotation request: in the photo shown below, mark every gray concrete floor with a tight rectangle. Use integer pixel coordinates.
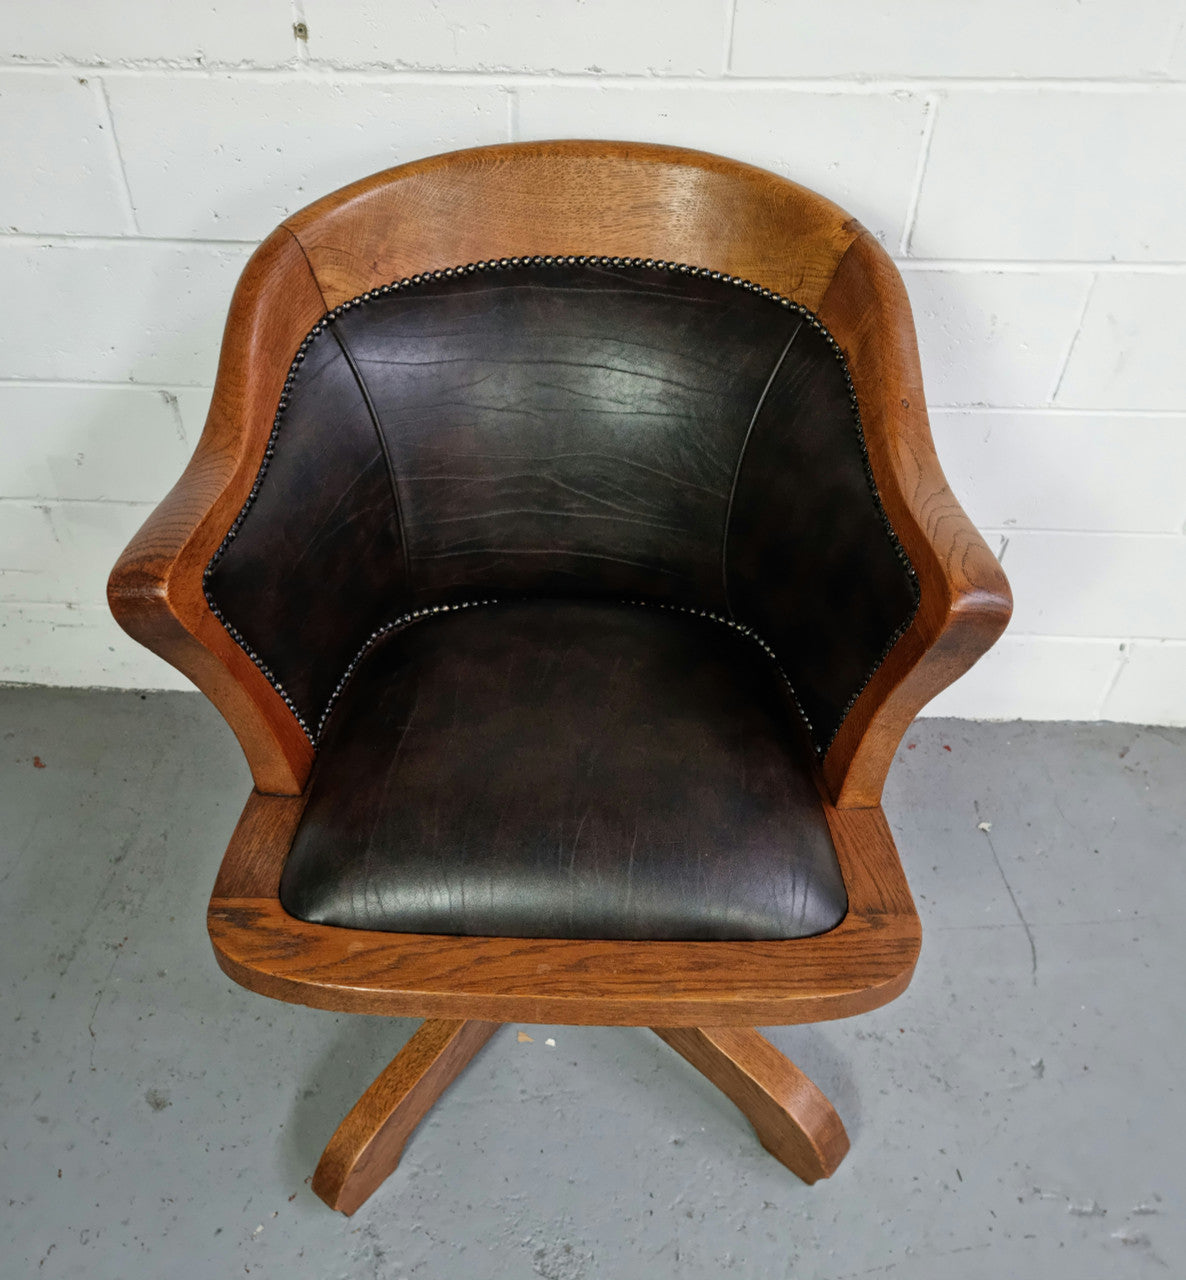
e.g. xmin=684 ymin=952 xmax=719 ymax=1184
xmin=1 ymin=688 xmax=1183 ymax=1279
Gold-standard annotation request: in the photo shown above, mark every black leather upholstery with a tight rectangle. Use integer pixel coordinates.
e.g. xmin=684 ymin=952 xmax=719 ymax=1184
xmin=206 ymin=327 xmax=407 ymax=726
xmin=206 ymin=261 xmax=916 ymax=755
xmin=335 ymin=264 xmax=791 ymax=611
xmin=726 ymin=322 xmax=919 ymax=747
xmin=279 ymin=600 xmax=847 ymax=940
xmin=206 ymin=257 xmax=917 ymax=942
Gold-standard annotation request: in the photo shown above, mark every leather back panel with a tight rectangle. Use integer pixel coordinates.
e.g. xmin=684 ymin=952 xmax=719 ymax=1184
xmin=206 ymin=260 xmax=916 ymax=751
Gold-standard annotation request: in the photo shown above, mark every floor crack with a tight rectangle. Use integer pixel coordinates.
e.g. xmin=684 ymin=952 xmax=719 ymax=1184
xmin=975 ymin=800 xmax=1038 ymax=986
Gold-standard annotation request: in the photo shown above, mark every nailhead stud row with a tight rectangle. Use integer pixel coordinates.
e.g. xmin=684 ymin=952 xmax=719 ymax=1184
xmin=313 ymin=595 xmax=819 ymax=749
xmin=204 ymin=255 xmax=919 ymax=755
xmin=620 ymin=598 xmax=819 ymax=742
xmin=314 ymin=599 xmax=499 ymax=743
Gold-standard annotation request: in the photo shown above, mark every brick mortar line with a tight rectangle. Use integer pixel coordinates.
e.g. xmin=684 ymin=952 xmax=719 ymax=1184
xmin=988 ymin=637 xmax=1186 ymax=647
xmin=2 ymin=60 xmax=1186 ymax=90
xmin=898 ymin=92 xmax=939 ymax=256
xmin=0 ymin=234 xmax=258 ymax=249
xmin=92 ymin=77 xmax=139 ymax=234
xmin=976 ymin=527 xmax=1186 ymax=540
xmin=899 ymin=261 xmax=1186 ymax=274
xmin=927 ymin=407 xmax=1186 ymax=418
xmin=0 ymin=497 xmax=157 ymax=507
xmin=1095 ymin=644 xmax=1133 ymax=717
xmin=723 ymin=0 xmax=739 ymax=75
xmin=0 ymin=378 xmax=212 ymax=390
xmin=3 ymin=235 xmax=1185 ymax=274
xmin=1050 ymin=275 xmax=1098 ymax=402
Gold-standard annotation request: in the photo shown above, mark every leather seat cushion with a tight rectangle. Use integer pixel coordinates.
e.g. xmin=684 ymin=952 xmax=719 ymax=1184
xmin=279 ymin=600 xmax=848 ymax=941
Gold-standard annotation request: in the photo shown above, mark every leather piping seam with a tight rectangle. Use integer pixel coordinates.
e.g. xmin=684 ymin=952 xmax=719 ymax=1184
xmin=315 ymin=596 xmax=814 ymax=750
xmin=202 ymin=253 xmax=921 ymax=756
xmin=327 ymin=324 xmax=411 ymax=597
xmin=720 ymin=317 xmax=803 ymax=620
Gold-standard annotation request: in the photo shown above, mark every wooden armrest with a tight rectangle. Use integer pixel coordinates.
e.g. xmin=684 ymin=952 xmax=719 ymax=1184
xmin=106 ymin=227 xmax=326 ymax=795
xmin=816 ymin=231 xmax=1012 ymax=807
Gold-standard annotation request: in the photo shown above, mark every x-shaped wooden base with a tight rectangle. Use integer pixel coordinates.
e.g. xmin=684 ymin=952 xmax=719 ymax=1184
xmin=312 ymin=1019 xmax=850 ymax=1214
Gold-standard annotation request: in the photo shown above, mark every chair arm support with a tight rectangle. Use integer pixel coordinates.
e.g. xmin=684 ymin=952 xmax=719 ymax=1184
xmin=107 ymin=228 xmax=327 ymax=795
xmin=815 ymin=231 xmax=1012 ymax=808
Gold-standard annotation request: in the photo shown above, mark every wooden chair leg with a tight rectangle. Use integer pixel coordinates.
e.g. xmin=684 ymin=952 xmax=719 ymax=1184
xmin=312 ymin=1018 xmax=499 ymax=1214
xmin=651 ymin=1026 xmax=849 ymax=1183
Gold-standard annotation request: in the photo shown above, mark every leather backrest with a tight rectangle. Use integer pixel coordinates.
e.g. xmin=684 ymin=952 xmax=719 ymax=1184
xmin=205 ymin=257 xmax=917 ymax=753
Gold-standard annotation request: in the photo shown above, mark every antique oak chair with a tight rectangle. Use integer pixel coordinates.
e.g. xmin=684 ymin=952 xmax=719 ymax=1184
xmin=108 ymin=141 xmax=1011 ymax=1213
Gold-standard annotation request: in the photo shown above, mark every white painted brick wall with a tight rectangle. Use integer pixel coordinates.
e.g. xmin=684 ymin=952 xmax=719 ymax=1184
xmin=6 ymin=2 xmax=294 ymax=66
xmin=106 ymin=75 xmax=509 ymax=240
xmin=1 ymin=240 xmax=251 ymax=383
xmin=899 ymin=268 xmax=1092 ymax=406
xmin=0 ymin=74 xmax=129 ymax=235
xmin=1056 ymin=274 xmax=1186 ymax=411
xmin=728 ymin=1 xmax=1185 ymax=79
xmin=910 ymin=91 xmax=1186 ymax=262
xmin=1 ymin=2 xmax=1183 ymax=725
xmin=300 ymin=0 xmax=728 ymax=74
xmin=0 ymin=385 xmax=206 ymax=501
xmin=929 ymin=412 xmax=1186 ymax=534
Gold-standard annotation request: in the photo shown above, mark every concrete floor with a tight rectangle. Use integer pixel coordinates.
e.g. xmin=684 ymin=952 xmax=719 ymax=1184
xmin=1 ymin=688 xmax=1183 ymax=1279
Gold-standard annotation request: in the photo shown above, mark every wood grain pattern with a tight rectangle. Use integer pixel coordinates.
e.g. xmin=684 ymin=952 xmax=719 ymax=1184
xmin=312 ymin=1019 xmax=498 ymax=1215
xmin=210 ymin=789 xmax=308 ymax=900
xmin=816 ymin=231 xmax=1013 ymax=807
xmin=283 ymin=140 xmax=861 ymax=314
xmin=106 ymin=227 xmax=325 ymax=795
xmin=206 ymin=774 xmax=920 ymax=1027
xmin=652 ymin=1026 xmax=849 ymax=1183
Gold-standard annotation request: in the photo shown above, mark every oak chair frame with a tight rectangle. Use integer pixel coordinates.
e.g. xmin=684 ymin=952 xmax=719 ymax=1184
xmin=108 ymin=140 xmax=1011 ymax=1211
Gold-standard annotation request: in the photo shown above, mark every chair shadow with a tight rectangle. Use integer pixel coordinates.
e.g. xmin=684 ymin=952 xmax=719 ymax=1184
xmin=276 ymin=1014 xmax=861 ymax=1192
xmin=541 ymin=1021 xmax=863 ymax=1157
xmin=762 ymin=1023 xmax=864 ymax=1143
xmin=278 ymin=1011 xmax=422 ymax=1184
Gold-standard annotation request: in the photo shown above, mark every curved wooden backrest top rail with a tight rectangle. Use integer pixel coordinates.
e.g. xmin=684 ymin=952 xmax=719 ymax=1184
xmin=107 ymin=139 xmax=1011 ymax=803
xmin=281 ymin=140 xmax=861 ymax=313
xmin=207 ymin=779 xmax=921 ymax=1027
